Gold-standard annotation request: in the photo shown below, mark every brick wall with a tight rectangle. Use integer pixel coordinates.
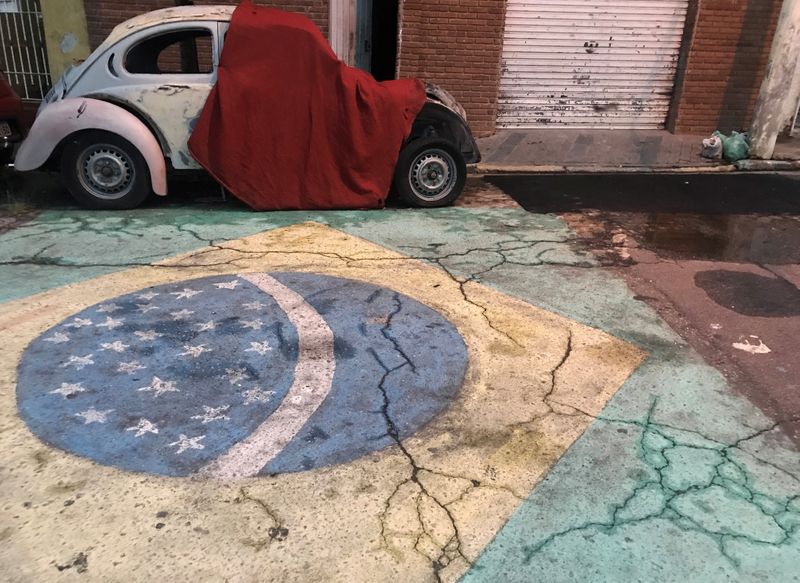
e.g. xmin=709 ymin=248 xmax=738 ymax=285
xmin=84 ymin=0 xmax=328 ymax=51
xmin=396 ymin=0 xmax=506 ymax=136
xmin=672 ymin=0 xmax=781 ymax=134
xmin=84 ymin=0 xmax=779 ymax=137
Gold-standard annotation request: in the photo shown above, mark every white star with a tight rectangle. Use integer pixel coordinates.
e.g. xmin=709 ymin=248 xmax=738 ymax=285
xmin=191 ymin=405 xmax=231 ymax=424
xmin=60 ymin=354 xmax=94 ymax=370
xmin=170 ymin=288 xmax=202 ymax=300
xmin=169 ymin=434 xmax=205 ymax=454
xmin=75 ymin=407 xmax=113 ymax=424
xmin=136 ymin=291 xmax=159 ymax=301
xmin=170 ymin=309 xmax=195 ymax=320
xmin=242 ymin=301 xmax=266 ymax=311
xmin=96 ymin=303 xmax=122 ymax=313
xmin=125 ymin=418 xmax=159 ymax=437
xmin=49 ymin=382 xmax=85 ymax=398
xmin=65 ymin=317 xmax=92 ymax=328
xmin=44 ymin=332 xmax=70 ymax=344
xmin=213 ymin=280 xmax=240 ymax=290
xmin=225 ymin=367 xmax=249 ymax=385
xmin=138 ymin=376 xmax=178 ymax=397
xmin=180 ymin=344 xmax=210 ymax=358
xmin=242 ymin=388 xmax=275 ymax=405
xmin=245 ymin=341 xmax=272 ymax=355
xmin=134 ymin=330 xmax=163 ymax=341
xmin=240 ymin=319 xmax=263 ymax=330
xmin=97 ymin=316 xmax=124 ymax=330
xmin=195 ymin=320 xmax=217 ymax=332
xmin=117 ymin=360 xmax=145 ymax=374
xmin=136 ymin=303 xmax=158 ymax=314
xmin=100 ymin=340 xmax=129 ymax=353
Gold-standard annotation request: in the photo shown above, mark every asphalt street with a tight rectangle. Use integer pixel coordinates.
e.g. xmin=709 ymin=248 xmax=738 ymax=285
xmin=0 ymin=171 xmax=798 ymax=582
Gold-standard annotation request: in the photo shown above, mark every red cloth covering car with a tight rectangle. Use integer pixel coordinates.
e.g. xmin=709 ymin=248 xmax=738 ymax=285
xmin=189 ymin=2 xmax=429 ymax=210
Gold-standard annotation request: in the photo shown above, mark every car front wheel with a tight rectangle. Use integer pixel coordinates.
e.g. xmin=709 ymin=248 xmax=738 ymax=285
xmin=393 ymin=138 xmax=467 ymax=207
xmin=61 ymin=130 xmax=151 ymax=210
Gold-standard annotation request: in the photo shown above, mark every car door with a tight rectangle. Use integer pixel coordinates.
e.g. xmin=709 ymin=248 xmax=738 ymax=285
xmin=88 ymin=23 xmax=220 ymax=170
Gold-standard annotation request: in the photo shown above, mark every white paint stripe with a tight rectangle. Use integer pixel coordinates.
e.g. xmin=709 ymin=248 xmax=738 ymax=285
xmin=200 ymin=273 xmax=336 ymax=479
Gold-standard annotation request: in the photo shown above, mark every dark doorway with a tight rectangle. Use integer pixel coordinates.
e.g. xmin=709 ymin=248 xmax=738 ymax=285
xmin=370 ymin=0 xmax=398 ymax=80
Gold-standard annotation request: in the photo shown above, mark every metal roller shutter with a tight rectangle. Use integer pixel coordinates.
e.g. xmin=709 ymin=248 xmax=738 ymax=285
xmin=498 ymin=0 xmax=689 ymax=129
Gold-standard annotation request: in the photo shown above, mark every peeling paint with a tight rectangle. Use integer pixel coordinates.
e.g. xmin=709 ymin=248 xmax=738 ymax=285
xmin=42 ymin=7 xmax=232 ymax=171
xmin=156 ymin=84 xmax=191 ymax=95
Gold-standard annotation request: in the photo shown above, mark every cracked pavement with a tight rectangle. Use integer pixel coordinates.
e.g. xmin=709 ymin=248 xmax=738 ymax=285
xmin=0 ymin=196 xmax=798 ymax=582
xmin=519 ymin=400 xmax=800 ymax=566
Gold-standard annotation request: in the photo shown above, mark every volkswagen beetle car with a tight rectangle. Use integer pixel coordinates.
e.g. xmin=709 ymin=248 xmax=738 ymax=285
xmin=14 ymin=6 xmax=479 ymax=209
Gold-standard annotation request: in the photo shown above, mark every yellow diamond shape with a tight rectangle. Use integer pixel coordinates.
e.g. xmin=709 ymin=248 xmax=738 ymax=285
xmin=0 ymin=222 xmax=645 ymax=581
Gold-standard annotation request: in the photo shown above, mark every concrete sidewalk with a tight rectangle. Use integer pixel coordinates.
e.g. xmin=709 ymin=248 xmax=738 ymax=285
xmin=475 ymin=129 xmax=800 ymax=173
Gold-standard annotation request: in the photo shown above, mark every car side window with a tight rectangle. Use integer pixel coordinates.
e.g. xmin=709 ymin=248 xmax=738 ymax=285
xmin=125 ymin=29 xmax=214 ymax=75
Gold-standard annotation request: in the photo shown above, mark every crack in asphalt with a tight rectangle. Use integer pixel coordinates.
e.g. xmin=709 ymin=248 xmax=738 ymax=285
xmin=547 ymin=330 xmax=573 ymax=403
xmin=519 ymin=399 xmax=800 ymax=567
xmin=369 ymin=292 xmax=530 ymax=579
xmin=394 ymin=238 xmax=592 ymax=346
xmin=1 ymin=232 xmax=592 ymax=348
xmin=1 ymin=215 xmax=149 ymax=243
xmin=371 ymin=294 xmax=469 ymax=581
xmin=234 ymin=487 xmax=289 ymax=550
xmin=547 ymin=399 xmax=800 ymax=486
xmin=506 ymin=329 xmax=575 ymax=433
xmin=174 ymin=223 xmax=216 ymax=247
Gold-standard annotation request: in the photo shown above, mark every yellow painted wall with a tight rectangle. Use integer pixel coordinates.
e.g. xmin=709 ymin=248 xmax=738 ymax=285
xmin=40 ymin=0 xmax=91 ymax=82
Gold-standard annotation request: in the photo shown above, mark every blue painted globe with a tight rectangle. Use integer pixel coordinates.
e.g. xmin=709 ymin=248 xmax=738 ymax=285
xmin=17 ymin=273 xmax=468 ymax=477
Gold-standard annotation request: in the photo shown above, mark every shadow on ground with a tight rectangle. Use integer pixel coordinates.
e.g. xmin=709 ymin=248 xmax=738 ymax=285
xmin=489 ymin=173 xmax=800 ymax=265
xmin=489 ymin=173 xmax=800 ymax=215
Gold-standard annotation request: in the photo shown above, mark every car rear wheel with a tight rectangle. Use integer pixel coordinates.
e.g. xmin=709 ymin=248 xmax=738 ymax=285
xmin=393 ymin=138 xmax=466 ymax=207
xmin=61 ymin=130 xmax=151 ymax=210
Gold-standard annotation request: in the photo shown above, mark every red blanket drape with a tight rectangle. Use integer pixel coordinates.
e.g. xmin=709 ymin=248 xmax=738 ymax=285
xmin=188 ymin=1 xmax=426 ymax=210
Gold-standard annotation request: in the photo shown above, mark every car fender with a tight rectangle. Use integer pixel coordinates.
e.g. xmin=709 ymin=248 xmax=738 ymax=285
xmin=411 ymin=102 xmax=481 ymax=164
xmin=14 ymin=98 xmax=167 ymax=195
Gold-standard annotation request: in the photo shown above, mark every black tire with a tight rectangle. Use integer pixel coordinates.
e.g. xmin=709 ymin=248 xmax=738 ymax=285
xmin=393 ymin=138 xmax=467 ymax=207
xmin=60 ymin=130 xmax=152 ymax=210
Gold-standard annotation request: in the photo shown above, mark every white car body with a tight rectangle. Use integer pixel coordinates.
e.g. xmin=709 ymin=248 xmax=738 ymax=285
xmin=15 ymin=6 xmax=235 ymax=194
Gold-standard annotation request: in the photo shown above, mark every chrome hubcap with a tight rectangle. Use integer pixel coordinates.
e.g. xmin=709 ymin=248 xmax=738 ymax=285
xmin=78 ymin=144 xmax=134 ymax=200
xmin=409 ymin=149 xmax=456 ymax=201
